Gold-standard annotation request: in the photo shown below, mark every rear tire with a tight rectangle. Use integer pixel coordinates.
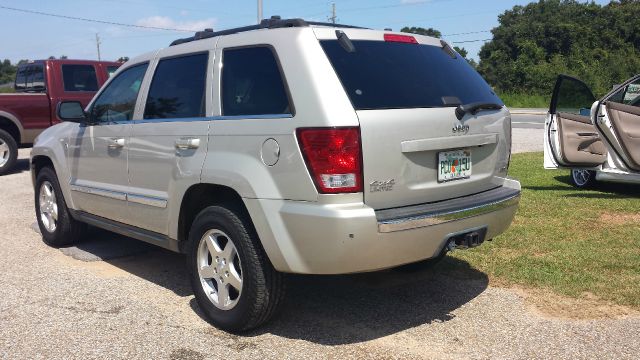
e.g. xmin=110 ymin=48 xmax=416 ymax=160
xmin=0 ymin=129 xmax=18 ymax=176
xmin=187 ymin=205 xmax=285 ymax=332
xmin=35 ymin=167 xmax=87 ymax=247
xmin=570 ymin=169 xmax=597 ymax=189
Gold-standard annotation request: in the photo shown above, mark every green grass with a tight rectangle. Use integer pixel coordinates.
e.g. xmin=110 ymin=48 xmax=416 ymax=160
xmin=499 ymin=92 xmax=550 ymax=108
xmin=450 ymin=152 xmax=640 ymax=308
xmin=0 ymin=87 xmax=15 ymax=93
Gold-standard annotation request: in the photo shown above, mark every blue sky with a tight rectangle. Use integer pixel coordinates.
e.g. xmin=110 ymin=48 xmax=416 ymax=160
xmin=0 ymin=0 xmax=609 ymax=63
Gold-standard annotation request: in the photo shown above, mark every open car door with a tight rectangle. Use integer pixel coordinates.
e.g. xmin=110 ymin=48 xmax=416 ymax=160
xmin=544 ymin=75 xmax=607 ymax=169
xmin=594 ymin=75 xmax=640 ymax=172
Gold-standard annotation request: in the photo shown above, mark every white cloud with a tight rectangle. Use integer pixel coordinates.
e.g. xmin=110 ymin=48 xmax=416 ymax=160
xmin=136 ymin=16 xmax=216 ymax=32
xmin=180 ymin=10 xmax=189 ymax=17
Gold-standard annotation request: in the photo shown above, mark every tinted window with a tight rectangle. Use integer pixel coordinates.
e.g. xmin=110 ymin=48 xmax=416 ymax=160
xmin=62 ymin=64 xmax=98 ymax=92
xmin=91 ymin=63 xmax=148 ymax=123
xmin=320 ymin=40 xmax=503 ymax=110
xmin=107 ymin=66 xmax=119 ymax=77
xmin=221 ymin=47 xmax=291 ymax=116
xmin=608 ymin=78 xmax=640 ymax=108
xmin=14 ymin=66 xmax=27 ymax=91
xmin=553 ymin=76 xmax=595 ymax=115
xmin=144 ymin=53 xmax=208 ymax=119
xmin=24 ymin=64 xmax=46 ymax=91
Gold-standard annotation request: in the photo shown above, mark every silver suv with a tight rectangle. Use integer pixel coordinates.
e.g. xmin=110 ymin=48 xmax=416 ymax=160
xmin=31 ymin=18 xmax=521 ymax=331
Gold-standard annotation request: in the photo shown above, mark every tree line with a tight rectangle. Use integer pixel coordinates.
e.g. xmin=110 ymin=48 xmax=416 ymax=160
xmin=404 ymin=0 xmax=640 ymax=99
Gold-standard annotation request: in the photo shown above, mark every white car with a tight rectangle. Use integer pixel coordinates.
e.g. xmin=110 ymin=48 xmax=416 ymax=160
xmin=544 ymin=74 xmax=640 ymax=187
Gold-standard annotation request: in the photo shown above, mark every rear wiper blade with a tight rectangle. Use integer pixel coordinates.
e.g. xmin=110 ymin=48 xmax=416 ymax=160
xmin=455 ymin=102 xmax=503 ymax=120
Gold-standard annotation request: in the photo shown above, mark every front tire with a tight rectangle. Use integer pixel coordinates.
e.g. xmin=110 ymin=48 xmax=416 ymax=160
xmin=0 ymin=129 xmax=18 ymax=176
xmin=187 ymin=206 xmax=285 ymax=332
xmin=35 ymin=167 xmax=86 ymax=246
xmin=570 ymin=169 xmax=597 ymax=188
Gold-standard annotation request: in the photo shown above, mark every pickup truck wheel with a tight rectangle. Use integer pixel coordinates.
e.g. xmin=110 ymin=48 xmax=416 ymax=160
xmin=0 ymin=129 xmax=18 ymax=176
xmin=187 ymin=206 xmax=285 ymax=332
xmin=35 ymin=167 xmax=86 ymax=247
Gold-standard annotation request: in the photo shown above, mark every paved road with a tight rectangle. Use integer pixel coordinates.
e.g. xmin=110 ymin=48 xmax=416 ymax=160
xmin=511 ymin=112 xmax=545 ymax=129
xmin=2 ymin=148 xmax=639 ymax=359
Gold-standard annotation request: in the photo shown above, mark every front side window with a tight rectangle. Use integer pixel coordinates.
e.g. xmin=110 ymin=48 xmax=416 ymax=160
xmin=221 ymin=47 xmax=291 ymax=116
xmin=552 ymin=76 xmax=595 ymax=116
xmin=62 ymin=64 xmax=98 ymax=92
xmin=91 ymin=63 xmax=148 ymax=123
xmin=144 ymin=53 xmax=208 ymax=119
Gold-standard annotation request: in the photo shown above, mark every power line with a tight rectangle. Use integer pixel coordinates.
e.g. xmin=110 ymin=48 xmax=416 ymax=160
xmin=452 ymin=38 xmax=492 ymax=44
xmin=444 ymin=30 xmax=491 ymax=37
xmin=0 ymin=5 xmax=193 ymax=32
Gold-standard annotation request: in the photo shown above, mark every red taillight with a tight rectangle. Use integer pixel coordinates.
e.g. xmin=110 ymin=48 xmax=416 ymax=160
xmin=384 ymin=34 xmax=418 ymax=44
xmin=297 ymin=127 xmax=363 ymax=194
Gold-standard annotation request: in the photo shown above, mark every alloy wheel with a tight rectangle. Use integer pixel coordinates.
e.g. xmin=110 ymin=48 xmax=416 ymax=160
xmin=39 ymin=181 xmax=59 ymax=233
xmin=197 ymin=229 xmax=243 ymax=310
xmin=0 ymin=139 xmax=9 ymax=167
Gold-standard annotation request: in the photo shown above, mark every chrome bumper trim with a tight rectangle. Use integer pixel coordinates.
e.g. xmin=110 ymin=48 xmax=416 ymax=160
xmin=377 ymin=190 xmax=520 ymax=233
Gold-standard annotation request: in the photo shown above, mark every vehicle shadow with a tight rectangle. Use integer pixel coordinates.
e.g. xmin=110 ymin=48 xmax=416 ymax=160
xmin=60 ymin=227 xmax=193 ymax=297
xmin=6 ymin=158 xmax=30 ymax=174
xmin=554 ymin=175 xmax=640 ymax=198
xmin=58 ymin=228 xmax=489 ymax=344
xmin=188 ymin=257 xmax=486 ymax=345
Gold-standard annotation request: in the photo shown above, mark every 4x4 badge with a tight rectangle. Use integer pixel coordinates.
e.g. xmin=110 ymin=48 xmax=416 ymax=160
xmin=370 ymin=179 xmax=395 ymax=192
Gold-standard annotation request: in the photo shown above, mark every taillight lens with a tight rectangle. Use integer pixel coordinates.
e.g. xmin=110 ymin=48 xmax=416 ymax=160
xmin=297 ymin=127 xmax=363 ymax=194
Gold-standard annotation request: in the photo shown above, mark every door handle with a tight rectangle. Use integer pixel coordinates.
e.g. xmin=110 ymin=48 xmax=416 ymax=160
xmin=107 ymin=137 xmax=125 ymax=149
xmin=175 ymin=137 xmax=200 ymax=150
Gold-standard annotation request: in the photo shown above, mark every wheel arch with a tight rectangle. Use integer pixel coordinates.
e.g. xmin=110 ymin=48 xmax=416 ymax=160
xmin=177 ymin=183 xmax=253 ymax=252
xmin=0 ymin=113 xmax=22 ymax=144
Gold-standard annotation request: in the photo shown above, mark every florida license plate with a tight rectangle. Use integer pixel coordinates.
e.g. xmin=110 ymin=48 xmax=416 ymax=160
xmin=438 ymin=150 xmax=472 ymax=182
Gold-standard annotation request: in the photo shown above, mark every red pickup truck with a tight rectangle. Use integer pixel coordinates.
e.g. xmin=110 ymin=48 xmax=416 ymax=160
xmin=0 ymin=59 xmax=120 ymax=175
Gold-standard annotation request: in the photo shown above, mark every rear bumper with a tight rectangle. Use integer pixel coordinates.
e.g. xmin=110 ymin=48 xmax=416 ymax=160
xmin=375 ymin=182 xmax=521 ymax=232
xmin=245 ymin=177 xmax=521 ymax=274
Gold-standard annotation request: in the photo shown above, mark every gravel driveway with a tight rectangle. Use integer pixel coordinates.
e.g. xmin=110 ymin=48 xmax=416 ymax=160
xmin=1 ymin=148 xmax=638 ymax=360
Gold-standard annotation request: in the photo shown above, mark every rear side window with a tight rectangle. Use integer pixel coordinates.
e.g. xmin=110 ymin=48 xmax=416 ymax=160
xmin=62 ymin=64 xmax=98 ymax=92
xmin=221 ymin=47 xmax=291 ymax=116
xmin=320 ymin=40 xmax=503 ymax=110
xmin=91 ymin=63 xmax=148 ymax=123
xmin=144 ymin=53 xmax=208 ymax=119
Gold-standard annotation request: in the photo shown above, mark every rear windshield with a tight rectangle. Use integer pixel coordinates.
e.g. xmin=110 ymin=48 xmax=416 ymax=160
xmin=320 ymin=40 xmax=502 ymax=110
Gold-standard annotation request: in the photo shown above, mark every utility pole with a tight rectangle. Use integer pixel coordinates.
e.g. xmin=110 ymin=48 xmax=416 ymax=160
xmin=95 ymin=33 xmax=102 ymax=61
xmin=328 ymin=2 xmax=337 ymax=24
xmin=257 ymin=0 xmax=263 ymax=24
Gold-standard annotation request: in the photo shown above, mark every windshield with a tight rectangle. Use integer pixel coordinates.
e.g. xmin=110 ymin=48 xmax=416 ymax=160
xmin=320 ymin=40 xmax=503 ymax=110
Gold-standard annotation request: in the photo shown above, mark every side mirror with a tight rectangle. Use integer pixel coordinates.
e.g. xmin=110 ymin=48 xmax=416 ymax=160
xmin=57 ymin=101 xmax=86 ymax=123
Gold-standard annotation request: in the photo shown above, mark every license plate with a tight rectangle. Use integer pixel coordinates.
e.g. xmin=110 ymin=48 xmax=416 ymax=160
xmin=438 ymin=150 xmax=472 ymax=182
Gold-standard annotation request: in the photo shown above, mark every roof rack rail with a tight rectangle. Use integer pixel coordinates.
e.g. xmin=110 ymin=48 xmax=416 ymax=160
xmin=170 ymin=16 xmax=366 ymax=46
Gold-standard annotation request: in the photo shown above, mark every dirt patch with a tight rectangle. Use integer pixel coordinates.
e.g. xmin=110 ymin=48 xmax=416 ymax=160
xmin=508 ymin=286 xmax=639 ymax=320
xmin=599 ymin=212 xmax=640 ymax=226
